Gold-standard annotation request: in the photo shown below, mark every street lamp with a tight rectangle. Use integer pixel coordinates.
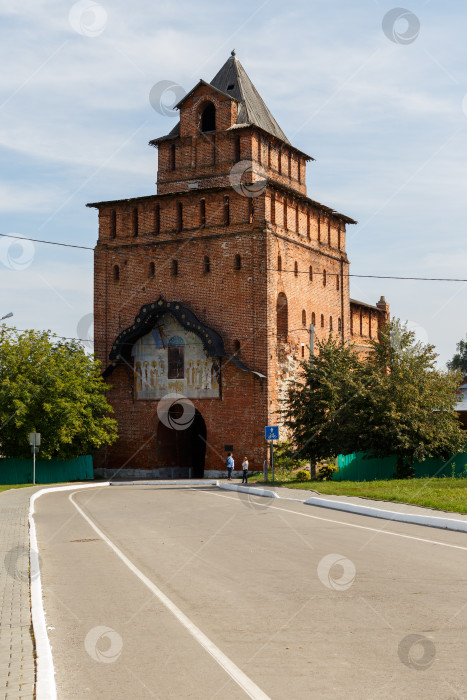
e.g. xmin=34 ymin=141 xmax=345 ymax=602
xmin=1 ymin=312 xmax=13 ymax=320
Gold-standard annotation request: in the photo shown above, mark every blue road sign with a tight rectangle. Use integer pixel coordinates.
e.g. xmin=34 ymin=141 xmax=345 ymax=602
xmin=265 ymin=425 xmax=279 ymax=441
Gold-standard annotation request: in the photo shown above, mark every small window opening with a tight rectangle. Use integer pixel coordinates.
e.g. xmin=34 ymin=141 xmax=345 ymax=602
xmin=201 ymin=102 xmax=216 ymax=132
xmin=309 ymin=265 xmax=313 ymax=281
xmin=227 ymin=83 xmax=235 ymax=91
xmin=283 ymin=199 xmax=287 ymax=228
xmin=171 ymin=259 xmax=178 ymax=276
xmin=278 ymin=254 xmax=282 ymax=271
xmin=149 ymin=262 xmax=155 ymax=278
xmin=110 ymin=210 xmax=116 ymax=239
xmin=336 ymin=274 xmax=340 ymax=291
xmin=177 ymin=202 xmax=183 ymax=232
xmin=234 ymin=253 xmax=241 ymax=270
xmin=323 ymin=269 xmax=327 ymax=287
xmin=234 ymin=339 xmax=241 ymax=354
xmin=224 ymin=195 xmax=230 ymax=225
xmin=200 ymin=199 xmax=206 ymax=227
xmin=132 ymin=207 xmax=138 ymax=237
xmin=302 ymin=309 xmax=306 ymax=326
xmin=301 ymin=345 xmax=305 ymax=358
xmin=113 ymin=264 xmax=119 ymax=282
xmin=338 ymin=317 xmax=342 ymax=332
xmin=154 ymin=205 xmax=160 ymax=235
xmin=330 ymin=316 xmax=333 ymax=331
xmin=203 ymin=255 xmax=210 ymax=274
xmin=320 ymin=314 xmax=324 ymax=328
xmin=294 ymin=261 xmax=298 ymax=277
xmin=312 ymin=312 xmax=316 ymax=326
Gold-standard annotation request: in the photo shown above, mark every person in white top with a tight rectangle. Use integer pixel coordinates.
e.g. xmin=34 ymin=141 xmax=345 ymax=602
xmin=242 ymin=457 xmax=249 ymax=484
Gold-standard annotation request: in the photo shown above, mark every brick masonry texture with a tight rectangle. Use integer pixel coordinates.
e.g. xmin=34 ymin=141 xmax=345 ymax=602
xmin=90 ymin=72 xmax=389 ymax=475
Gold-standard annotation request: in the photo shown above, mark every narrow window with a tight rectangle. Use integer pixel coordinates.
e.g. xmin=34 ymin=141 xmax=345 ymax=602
xmin=271 ymin=194 xmax=276 ymax=225
xmin=170 ymin=144 xmax=176 ymax=171
xmin=201 ymin=102 xmax=216 ymax=132
xmin=302 ymin=309 xmax=306 ymax=326
xmin=330 ymin=316 xmax=333 ymax=331
xmin=200 ymin=199 xmax=206 ymax=227
xmin=294 ymin=261 xmax=298 ymax=277
xmin=301 ymin=345 xmax=305 ymax=358
xmin=110 ymin=210 xmax=116 ymax=239
xmin=276 ymin=293 xmax=288 ymax=341
xmin=224 ymin=195 xmax=230 ymax=225
xmin=278 ymin=254 xmax=282 ymax=271
xmin=309 ymin=265 xmax=313 ymax=281
xmin=312 ymin=312 xmax=316 ymax=326
xmin=338 ymin=227 xmax=341 ymax=250
xmin=320 ymin=314 xmax=324 ymax=328
xmin=278 ymin=147 xmax=282 ymax=175
xmin=203 ymin=255 xmax=210 ymax=274
xmin=328 ymin=218 xmax=331 ymax=246
xmin=171 ymin=259 xmax=178 ymax=276
xmin=267 ymin=141 xmax=272 ymax=168
xmin=295 ymin=205 xmax=299 ymax=233
xmin=149 ymin=262 xmax=155 ymax=278
xmin=234 ymin=253 xmax=241 ymax=270
xmin=154 ymin=205 xmax=160 ymax=235
xmin=338 ymin=317 xmax=342 ymax=332
xmin=132 ymin=207 xmax=138 ymax=237
xmin=249 ymin=197 xmax=254 ymax=223
xmin=113 ymin=264 xmax=119 ymax=282
xmin=234 ymin=339 xmax=241 ymax=354
xmin=350 ymin=313 xmax=354 ymax=336
xmin=323 ymin=269 xmax=327 ymax=287
xmin=336 ymin=274 xmax=340 ymax=290
xmin=235 ymin=135 xmax=241 ymax=162
xmin=177 ymin=202 xmax=183 ymax=232
xmin=306 ymin=210 xmax=310 ymax=239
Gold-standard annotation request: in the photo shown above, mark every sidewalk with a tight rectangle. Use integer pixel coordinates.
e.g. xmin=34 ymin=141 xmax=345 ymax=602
xmin=0 ymin=486 xmax=41 ymax=700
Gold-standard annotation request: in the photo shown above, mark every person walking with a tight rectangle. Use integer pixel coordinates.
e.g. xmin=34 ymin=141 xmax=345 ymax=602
xmin=242 ymin=456 xmax=249 ymax=484
xmin=226 ymin=452 xmax=234 ymax=480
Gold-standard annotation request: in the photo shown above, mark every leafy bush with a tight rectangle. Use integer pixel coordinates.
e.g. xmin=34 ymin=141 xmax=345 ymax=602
xmin=315 ymin=459 xmax=339 ymax=481
xmin=295 ymin=469 xmax=310 ymax=482
xmin=271 ymin=440 xmax=308 ymax=472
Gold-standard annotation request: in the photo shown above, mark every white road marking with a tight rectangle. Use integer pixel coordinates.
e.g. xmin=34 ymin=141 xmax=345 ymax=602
xmin=68 ymin=492 xmax=272 ymax=700
xmin=193 ymin=488 xmax=467 ymax=552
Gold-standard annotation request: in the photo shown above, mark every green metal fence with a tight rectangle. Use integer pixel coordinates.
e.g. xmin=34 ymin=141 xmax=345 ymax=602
xmin=335 ymin=452 xmax=467 ymax=481
xmin=0 ymin=455 xmax=93 ymax=484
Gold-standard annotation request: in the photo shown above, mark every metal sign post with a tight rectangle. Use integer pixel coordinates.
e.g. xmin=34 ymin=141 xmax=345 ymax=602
xmin=309 ymin=323 xmax=315 ymax=361
xmin=29 ymin=433 xmax=41 ymax=485
xmin=265 ymin=426 xmax=279 ymax=483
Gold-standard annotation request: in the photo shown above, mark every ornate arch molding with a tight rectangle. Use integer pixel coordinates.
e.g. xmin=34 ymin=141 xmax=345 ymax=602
xmin=103 ymin=295 xmax=265 ymax=380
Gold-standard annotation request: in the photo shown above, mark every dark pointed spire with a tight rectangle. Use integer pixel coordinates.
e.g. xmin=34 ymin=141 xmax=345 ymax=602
xmin=210 ymin=53 xmax=290 ymax=144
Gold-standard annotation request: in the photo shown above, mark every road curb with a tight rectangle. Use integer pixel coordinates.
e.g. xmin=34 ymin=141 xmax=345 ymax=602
xmin=303 ymin=496 xmax=467 ymax=533
xmin=219 ymin=484 xmax=279 ymax=498
xmin=110 ymin=480 xmax=218 ymax=486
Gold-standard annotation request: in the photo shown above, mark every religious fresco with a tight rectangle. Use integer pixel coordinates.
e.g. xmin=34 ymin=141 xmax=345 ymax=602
xmin=131 ymin=313 xmax=221 ymax=399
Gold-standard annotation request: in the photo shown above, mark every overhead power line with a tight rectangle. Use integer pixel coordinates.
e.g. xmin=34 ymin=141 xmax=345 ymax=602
xmin=1 ymin=233 xmax=466 ymax=282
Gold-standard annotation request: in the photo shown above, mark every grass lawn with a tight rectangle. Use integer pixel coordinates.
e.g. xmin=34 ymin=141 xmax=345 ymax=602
xmin=248 ymin=473 xmax=467 ymax=514
xmin=0 ymin=484 xmax=35 ymax=494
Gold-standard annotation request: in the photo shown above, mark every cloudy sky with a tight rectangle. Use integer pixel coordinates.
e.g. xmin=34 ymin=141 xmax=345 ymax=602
xmin=0 ymin=0 xmax=466 ymax=366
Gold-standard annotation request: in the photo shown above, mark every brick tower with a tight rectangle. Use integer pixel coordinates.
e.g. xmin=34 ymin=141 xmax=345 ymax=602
xmin=88 ymin=51 xmax=389 ymax=478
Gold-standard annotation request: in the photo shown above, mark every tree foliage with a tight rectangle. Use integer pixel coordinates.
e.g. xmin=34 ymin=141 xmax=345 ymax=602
xmin=447 ymin=336 xmax=467 ymax=379
xmin=284 ymin=321 xmax=466 ymax=479
xmin=0 ymin=327 xmax=118 ymax=459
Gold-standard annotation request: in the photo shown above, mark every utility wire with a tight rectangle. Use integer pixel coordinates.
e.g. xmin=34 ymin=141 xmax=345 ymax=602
xmin=1 ymin=233 xmax=466 ymax=282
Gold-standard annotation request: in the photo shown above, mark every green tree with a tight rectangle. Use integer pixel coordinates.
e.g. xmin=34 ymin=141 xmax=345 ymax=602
xmin=447 ymin=336 xmax=467 ymax=379
xmin=283 ymin=334 xmax=366 ymax=471
xmin=284 ymin=321 xmax=465 ymax=479
xmin=0 ymin=327 xmax=118 ymax=459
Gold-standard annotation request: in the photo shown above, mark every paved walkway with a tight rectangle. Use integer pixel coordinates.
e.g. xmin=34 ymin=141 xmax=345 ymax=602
xmin=0 ymin=486 xmax=40 ymax=700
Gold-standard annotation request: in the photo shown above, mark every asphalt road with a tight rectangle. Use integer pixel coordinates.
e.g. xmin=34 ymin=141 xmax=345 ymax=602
xmin=34 ymin=485 xmax=467 ymax=699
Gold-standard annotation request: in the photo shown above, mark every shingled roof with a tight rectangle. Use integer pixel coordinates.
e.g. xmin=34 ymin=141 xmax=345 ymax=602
xmin=151 ymin=51 xmax=291 ymax=146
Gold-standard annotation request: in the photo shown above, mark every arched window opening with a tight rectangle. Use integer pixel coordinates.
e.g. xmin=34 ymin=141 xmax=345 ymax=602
xmin=336 ymin=274 xmax=340 ymax=291
xmin=320 ymin=314 xmax=324 ymax=328
xmin=224 ymin=195 xmax=230 ymax=225
xmin=201 ymin=102 xmax=216 ymax=132
xmin=323 ymin=269 xmax=327 ymax=287
xmin=154 ymin=205 xmax=160 ymax=235
xmin=170 ymin=144 xmax=176 ymax=171
xmin=177 ymin=202 xmax=183 ymax=232
xmin=302 ymin=309 xmax=306 ymax=326
xmin=294 ymin=261 xmax=298 ymax=277
xmin=203 ymin=255 xmax=210 ymax=274
xmin=171 ymin=259 xmax=178 ymax=276
xmin=234 ymin=254 xmax=241 ymax=270
xmin=149 ymin=262 xmax=155 ymax=279
xmin=276 ymin=292 xmax=288 ymax=342
xmin=312 ymin=312 xmax=316 ymax=326
xmin=309 ymin=265 xmax=313 ymax=282
xmin=330 ymin=316 xmax=333 ymax=331
xmin=301 ymin=345 xmax=305 ymax=358
xmin=110 ymin=210 xmax=116 ymax=239
xmin=200 ymin=199 xmax=206 ymax=227
xmin=113 ymin=264 xmax=119 ymax=282
xmin=278 ymin=254 xmax=282 ymax=272
xmin=132 ymin=207 xmax=138 ymax=237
